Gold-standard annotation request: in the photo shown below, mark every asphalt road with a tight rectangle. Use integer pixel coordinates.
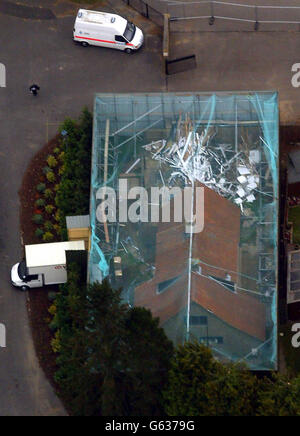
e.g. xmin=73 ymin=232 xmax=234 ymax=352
xmin=1 ymin=0 xmax=300 ymax=416
xmin=0 ymin=4 xmax=164 ymax=416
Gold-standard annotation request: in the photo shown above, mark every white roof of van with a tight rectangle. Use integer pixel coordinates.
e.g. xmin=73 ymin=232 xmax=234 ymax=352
xmin=76 ymin=9 xmax=126 ymax=28
xmin=25 ymin=240 xmax=85 ymax=268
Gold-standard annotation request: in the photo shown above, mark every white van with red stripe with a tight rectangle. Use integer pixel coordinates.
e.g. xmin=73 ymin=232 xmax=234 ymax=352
xmin=73 ymin=9 xmax=144 ymax=53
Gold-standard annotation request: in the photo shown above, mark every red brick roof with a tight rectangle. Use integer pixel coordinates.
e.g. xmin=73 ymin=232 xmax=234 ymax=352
xmin=134 ymin=185 xmax=266 ymax=341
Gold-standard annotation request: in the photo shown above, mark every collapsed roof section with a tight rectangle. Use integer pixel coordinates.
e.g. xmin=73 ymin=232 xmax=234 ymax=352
xmin=90 ymin=92 xmax=279 ymax=370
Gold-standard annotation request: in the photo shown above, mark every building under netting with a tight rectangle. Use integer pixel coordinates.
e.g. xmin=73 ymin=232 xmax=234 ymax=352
xmin=89 ymin=92 xmax=279 ymax=370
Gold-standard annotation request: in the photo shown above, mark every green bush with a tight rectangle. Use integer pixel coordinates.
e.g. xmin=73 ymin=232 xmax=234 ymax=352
xmin=36 ymin=183 xmax=46 ymax=193
xmin=44 ymin=220 xmax=53 ymax=231
xmin=32 ymin=214 xmax=43 ymax=224
xmin=35 ymin=228 xmax=44 ymax=238
xmin=43 ymin=231 xmax=54 ymax=242
xmin=43 ymin=166 xmax=51 ymax=175
xmin=47 ymin=155 xmax=58 ymax=168
xmin=53 ymin=147 xmax=61 ymax=155
xmin=55 ymin=108 xmax=92 ymax=239
xmin=58 ymin=151 xmax=65 ymax=162
xmin=35 ymin=198 xmax=45 ymax=208
xmin=54 ymin=210 xmax=61 ymax=222
xmin=45 ymin=204 xmax=55 ymax=214
xmin=46 ymin=171 xmax=56 ymax=183
xmin=58 ymin=165 xmax=65 ymax=176
xmin=51 ymin=330 xmax=61 ymax=353
xmin=44 ymin=188 xmax=54 ymax=199
xmin=54 ymin=184 xmax=60 ymax=192
xmin=54 ymin=224 xmax=61 ymax=234
xmin=49 ymin=318 xmax=58 ymax=332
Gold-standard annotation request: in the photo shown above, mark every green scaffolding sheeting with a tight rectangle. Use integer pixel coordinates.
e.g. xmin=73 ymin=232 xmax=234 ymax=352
xmin=89 ymin=92 xmax=279 ymax=370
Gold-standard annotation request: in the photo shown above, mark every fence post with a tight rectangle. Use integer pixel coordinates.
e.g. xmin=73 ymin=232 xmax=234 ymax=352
xmin=163 ymin=13 xmax=170 ymax=58
xmin=255 ymin=6 xmax=259 ymax=31
xmin=209 ymin=1 xmax=215 ymax=26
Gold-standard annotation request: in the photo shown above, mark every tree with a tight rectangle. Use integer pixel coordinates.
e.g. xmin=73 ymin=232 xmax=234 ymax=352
xmin=204 ymin=362 xmax=259 ymax=416
xmin=163 ymin=342 xmax=259 ymax=416
xmin=54 ymin=267 xmax=98 ymax=416
xmin=257 ymin=373 xmax=300 ymax=416
xmin=121 ymin=307 xmax=174 ymax=416
xmin=85 ymin=280 xmax=128 ymax=416
xmin=84 ymin=285 xmax=174 ymax=416
xmin=53 ymin=274 xmax=175 ymax=416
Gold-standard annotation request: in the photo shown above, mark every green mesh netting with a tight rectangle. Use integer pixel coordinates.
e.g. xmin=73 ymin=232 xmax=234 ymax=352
xmin=89 ymin=92 xmax=278 ymax=370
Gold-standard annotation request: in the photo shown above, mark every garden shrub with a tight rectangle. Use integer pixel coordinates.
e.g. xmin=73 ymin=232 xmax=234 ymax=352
xmin=44 ymin=188 xmax=54 ymax=199
xmin=44 ymin=220 xmax=53 ymax=231
xmin=43 ymin=231 xmax=54 ymax=242
xmin=43 ymin=166 xmax=51 ymax=175
xmin=47 ymin=155 xmax=58 ymax=168
xmin=35 ymin=198 xmax=45 ymax=208
xmin=55 ymin=108 xmax=92 ymax=240
xmin=48 ymin=304 xmax=57 ymax=316
xmin=54 ymin=147 xmax=61 ymax=155
xmin=36 ymin=183 xmax=46 ymax=193
xmin=58 ymin=151 xmax=65 ymax=162
xmin=32 ymin=214 xmax=43 ymax=224
xmin=51 ymin=330 xmax=61 ymax=353
xmin=54 ymin=210 xmax=61 ymax=222
xmin=54 ymin=224 xmax=61 ymax=234
xmin=35 ymin=228 xmax=44 ymax=238
xmin=45 ymin=204 xmax=55 ymax=214
xmin=51 ymin=331 xmax=61 ymax=353
xmin=46 ymin=171 xmax=56 ymax=183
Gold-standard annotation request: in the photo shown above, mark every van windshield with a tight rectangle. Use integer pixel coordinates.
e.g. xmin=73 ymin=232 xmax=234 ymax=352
xmin=18 ymin=260 xmax=27 ymax=280
xmin=123 ymin=21 xmax=136 ymax=42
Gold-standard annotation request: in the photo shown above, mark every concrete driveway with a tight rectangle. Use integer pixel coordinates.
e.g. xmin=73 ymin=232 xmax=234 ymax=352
xmin=0 ymin=2 xmax=164 ymax=416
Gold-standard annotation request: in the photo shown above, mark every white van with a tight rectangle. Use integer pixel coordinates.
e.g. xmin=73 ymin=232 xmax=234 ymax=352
xmin=11 ymin=241 xmax=85 ymax=291
xmin=73 ymin=9 xmax=144 ymax=53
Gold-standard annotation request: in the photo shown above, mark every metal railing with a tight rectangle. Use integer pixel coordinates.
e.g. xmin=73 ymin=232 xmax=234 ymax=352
xmin=124 ymin=0 xmax=300 ymax=31
xmin=166 ymin=1 xmax=300 ymax=30
xmin=124 ymin=0 xmax=165 ymax=26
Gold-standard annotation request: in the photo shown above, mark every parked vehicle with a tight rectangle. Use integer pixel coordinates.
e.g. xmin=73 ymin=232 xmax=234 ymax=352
xmin=73 ymin=9 xmax=144 ymax=53
xmin=11 ymin=241 xmax=85 ymax=291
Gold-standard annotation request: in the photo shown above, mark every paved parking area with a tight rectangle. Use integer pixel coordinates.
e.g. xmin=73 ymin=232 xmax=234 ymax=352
xmin=168 ymin=30 xmax=300 ymax=124
xmin=0 ymin=2 xmax=164 ymax=416
xmin=1 ymin=0 xmax=300 ymax=416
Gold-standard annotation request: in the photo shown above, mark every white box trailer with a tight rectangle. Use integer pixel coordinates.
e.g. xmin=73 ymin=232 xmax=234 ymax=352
xmin=11 ymin=241 xmax=85 ymax=291
xmin=73 ymin=9 xmax=144 ymax=53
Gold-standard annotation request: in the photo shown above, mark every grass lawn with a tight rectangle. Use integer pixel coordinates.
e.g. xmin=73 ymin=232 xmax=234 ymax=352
xmin=289 ymin=205 xmax=300 ymax=245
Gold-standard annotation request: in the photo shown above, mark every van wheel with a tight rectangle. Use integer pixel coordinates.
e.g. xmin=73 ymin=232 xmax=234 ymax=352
xmin=81 ymin=42 xmax=89 ymax=47
xmin=125 ymin=48 xmax=132 ymax=54
xmin=21 ymin=285 xmax=29 ymax=292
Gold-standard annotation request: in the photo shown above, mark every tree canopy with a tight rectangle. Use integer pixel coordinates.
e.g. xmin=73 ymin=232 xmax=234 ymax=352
xmin=53 ymin=274 xmax=173 ymax=416
xmin=163 ymin=341 xmax=300 ymax=416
